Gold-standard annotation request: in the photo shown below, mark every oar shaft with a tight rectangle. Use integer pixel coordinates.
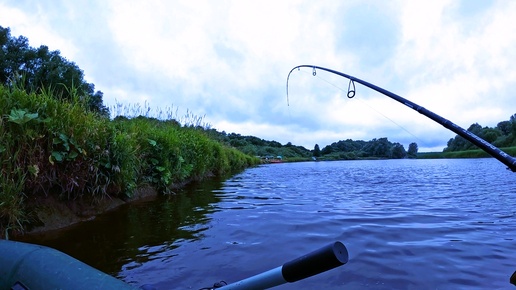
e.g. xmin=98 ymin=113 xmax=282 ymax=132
xmin=219 ymin=266 xmax=285 ymax=290
xmin=220 ymin=241 xmax=348 ymax=290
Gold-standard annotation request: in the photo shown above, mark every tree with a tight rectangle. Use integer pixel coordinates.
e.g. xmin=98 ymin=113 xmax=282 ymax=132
xmin=321 ymin=145 xmax=332 ymax=155
xmin=363 ymin=137 xmax=391 ymax=158
xmin=481 ymin=128 xmax=502 ymax=143
xmin=467 ymin=123 xmax=482 ymax=133
xmin=510 ymin=114 xmax=516 ymax=136
xmin=497 ymin=121 xmax=512 ymax=135
xmin=390 ymin=143 xmax=407 ymax=159
xmin=0 ymin=26 xmax=109 ymax=117
xmin=269 ymin=141 xmax=282 ymax=148
xmin=313 ymin=144 xmax=321 ymax=157
xmin=407 ymin=142 xmax=418 ymax=158
xmin=444 ymin=123 xmax=483 ymax=151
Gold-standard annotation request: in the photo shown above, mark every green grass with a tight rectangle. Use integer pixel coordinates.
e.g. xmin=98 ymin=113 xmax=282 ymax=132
xmin=0 ymin=85 xmax=259 ymax=237
xmin=417 ymin=147 xmax=516 ymax=159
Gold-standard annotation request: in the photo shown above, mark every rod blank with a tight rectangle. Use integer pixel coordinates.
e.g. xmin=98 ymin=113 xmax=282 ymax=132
xmin=287 ymin=65 xmax=516 ymax=172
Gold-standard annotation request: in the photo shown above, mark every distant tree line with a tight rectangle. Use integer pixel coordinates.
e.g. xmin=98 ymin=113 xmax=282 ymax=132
xmin=222 ymin=112 xmax=516 ymax=159
xmin=206 ymin=131 xmax=313 ymax=159
xmin=0 ymin=26 xmax=108 ymax=116
xmin=206 ymin=128 xmax=419 ymax=161
xmin=444 ymin=114 xmax=516 ymax=152
xmin=318 ymin=138 xmax=418 ymax=160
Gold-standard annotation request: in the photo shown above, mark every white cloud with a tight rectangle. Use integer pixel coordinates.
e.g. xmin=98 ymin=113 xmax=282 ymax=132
xmin=0 ymin=3 xmax=78 ymax=58
xmin=2 ymin=0 xmax=516 ymax=152
xmin=106 ymin=0 xmax=344 ymax=88
xmin=395 ymin=1 xmax=516 ymax=111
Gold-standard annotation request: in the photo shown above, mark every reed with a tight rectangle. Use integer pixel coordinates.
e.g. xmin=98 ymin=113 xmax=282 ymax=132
xmin=0 ymin=85 xmax=259 ymax=237
xmin=110 ymin=101 xmax=211 ymax=129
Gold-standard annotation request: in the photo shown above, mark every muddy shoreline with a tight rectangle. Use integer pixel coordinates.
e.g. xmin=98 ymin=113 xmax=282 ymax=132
xmin=16 ymin=186 xmax=160 ymax=238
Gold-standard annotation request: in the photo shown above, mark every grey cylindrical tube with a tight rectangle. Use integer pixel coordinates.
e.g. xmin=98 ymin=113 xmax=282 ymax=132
xmin=282 ymin=241 xmax=348 ymax=282
xmin=220 ymin=241 xmax=348 ymax=290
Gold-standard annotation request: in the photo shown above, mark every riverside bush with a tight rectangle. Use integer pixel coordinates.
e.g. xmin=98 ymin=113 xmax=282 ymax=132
xmin=417 ymin=146 xmax=516 ymax=159
xmin=0 ymin=85 xmax=259 ymax=236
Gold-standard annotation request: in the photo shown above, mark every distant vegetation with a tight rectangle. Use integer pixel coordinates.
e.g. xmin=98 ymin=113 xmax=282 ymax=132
xmin=415 ymin=114 xmax=516 ymax=159
xmin=443 ymin=115 xmax=516 ymax=151
xmin=206 ymin=132 xmax=313 ymax=161
xmin=207 ymin=109 xmax=516 ymax=163
xmin=214 ymin=114 xmax=516 ymax=162
xmin=210 ymin=133 xmax=419 ymax=161
xmin=318 ymin=138 xmax=418 ymax=160
xmin=418 ymin=147 xmax=516 ymax=159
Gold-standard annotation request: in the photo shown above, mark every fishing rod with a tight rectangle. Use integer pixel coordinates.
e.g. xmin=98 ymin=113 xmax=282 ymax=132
xmin=287 ymin=65 xmax=516 ymax=172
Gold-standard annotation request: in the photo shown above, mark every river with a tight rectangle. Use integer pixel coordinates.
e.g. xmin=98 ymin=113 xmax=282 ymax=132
xmin=20 ymin=158 xmax=516 ymax=289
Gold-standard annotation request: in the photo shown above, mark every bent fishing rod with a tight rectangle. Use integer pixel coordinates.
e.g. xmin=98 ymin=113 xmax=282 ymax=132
xmin=287 ymin=65 xmax=516 ymax=172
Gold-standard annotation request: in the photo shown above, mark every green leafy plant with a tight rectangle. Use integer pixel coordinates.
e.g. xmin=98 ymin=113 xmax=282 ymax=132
xmin=50 ymin=133 xmax=85 ymax=164
xmin=0 ymin=83 xmax=260 ymax=237
xmin=7 ymin=109 xmax=39 ymax=125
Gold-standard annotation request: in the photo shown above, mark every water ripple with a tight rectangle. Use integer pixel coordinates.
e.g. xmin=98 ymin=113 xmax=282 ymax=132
xmin=86 ymin=159 xmax=516 ymax=289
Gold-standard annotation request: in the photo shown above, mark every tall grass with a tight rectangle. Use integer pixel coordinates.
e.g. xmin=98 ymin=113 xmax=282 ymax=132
xmin=111 ymin=101 xmax=211 ymax=129
xmin=0 ymin=85 xmax=259 ymax=237
xmin=417 ymin=147 xmax=516 ymax=159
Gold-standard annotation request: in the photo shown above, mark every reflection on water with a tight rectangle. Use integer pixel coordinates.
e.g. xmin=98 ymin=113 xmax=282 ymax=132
xmin=19 ymin=177 xmax=227 ymax=278
xmin=19 ymin=159 xmax=516 ymax=289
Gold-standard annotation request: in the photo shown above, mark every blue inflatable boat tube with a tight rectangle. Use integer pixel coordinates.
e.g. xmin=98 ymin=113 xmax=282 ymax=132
xmin=0 ymin=239 xmax=137 ymax=290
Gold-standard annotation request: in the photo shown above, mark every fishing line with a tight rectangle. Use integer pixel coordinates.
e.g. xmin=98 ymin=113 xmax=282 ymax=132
xmin=287 ymin=64 xmax=516 ymax=172
xmin=288 ymin=67 xmax=425 ymax=144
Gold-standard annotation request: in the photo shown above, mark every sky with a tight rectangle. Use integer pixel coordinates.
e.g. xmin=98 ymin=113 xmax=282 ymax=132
xmin=1 ymin=0 xmax=516 ymax=152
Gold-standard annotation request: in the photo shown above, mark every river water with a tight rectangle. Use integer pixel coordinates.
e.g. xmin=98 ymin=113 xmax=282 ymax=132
xmin=21 ymin=158 xmax=516 ymax=289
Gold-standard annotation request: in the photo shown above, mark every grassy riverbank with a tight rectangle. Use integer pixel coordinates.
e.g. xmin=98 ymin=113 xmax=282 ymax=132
xmin=418 ymin=146 xmax=516 ymax=159
xmin=0 ymin=85 xmax=260 ymax=238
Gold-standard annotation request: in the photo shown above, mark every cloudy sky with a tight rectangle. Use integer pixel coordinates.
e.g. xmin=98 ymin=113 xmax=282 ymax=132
xmin=1 ymin=0 xmax=516 ymax=152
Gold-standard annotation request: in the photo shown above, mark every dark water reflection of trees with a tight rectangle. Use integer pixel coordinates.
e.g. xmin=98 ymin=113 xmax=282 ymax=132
xmin=19 ymin=177 xmax=227 ymax=276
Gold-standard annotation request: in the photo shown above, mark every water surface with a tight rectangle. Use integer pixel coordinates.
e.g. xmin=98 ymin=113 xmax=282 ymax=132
xmin=22 ymin=159 xmax=516 ymax=289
